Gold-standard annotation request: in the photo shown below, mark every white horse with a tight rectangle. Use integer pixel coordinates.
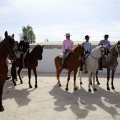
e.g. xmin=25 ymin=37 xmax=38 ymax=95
xmin=79 ymin=45 xmax=106 ymax=92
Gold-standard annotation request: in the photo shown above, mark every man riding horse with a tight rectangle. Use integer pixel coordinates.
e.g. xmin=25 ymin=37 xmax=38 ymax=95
xmin=98 ymin=34 xmax=112 ymax=70
xmin=18 ymin=35 xmax=30 ymax=67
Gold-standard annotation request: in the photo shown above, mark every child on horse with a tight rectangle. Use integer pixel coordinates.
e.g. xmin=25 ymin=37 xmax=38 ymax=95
xmin=62 ymin=33 xmax=74 ymax=68
xmin=18 ymin=35 xmax=30 ymax=67
xmin=98 ymin=34 xmax=112 ymax=70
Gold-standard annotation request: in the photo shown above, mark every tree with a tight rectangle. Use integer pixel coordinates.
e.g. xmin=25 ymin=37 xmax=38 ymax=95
xmin=19 ymin=25 xmax=36 ymax=44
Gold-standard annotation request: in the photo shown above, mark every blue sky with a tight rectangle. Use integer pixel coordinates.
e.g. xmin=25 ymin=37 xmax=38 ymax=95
xmin=0 ymin=0 xmax=120 ymax=43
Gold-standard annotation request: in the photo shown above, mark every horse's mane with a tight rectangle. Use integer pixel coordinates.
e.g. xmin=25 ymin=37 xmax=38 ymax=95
xmin=72 ymin=44 xmax=83 ymax=52
xmin=30 ymin=45 xmax=43 ymax=55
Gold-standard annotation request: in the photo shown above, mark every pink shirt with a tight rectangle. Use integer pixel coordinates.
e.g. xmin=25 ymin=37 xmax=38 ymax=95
xmin=62 ymin=39 xmax=74 ymax=52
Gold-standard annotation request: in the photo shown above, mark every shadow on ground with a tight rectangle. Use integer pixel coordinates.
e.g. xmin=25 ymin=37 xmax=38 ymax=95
xmin=49 ymin=84 xmax=120 ymax=119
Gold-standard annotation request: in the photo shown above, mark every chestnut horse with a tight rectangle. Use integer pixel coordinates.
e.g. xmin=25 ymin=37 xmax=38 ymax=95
xmin=0 ymin=31 xmax=15 ymax=112
xmin=54 ymin=44 xmax=84 ymax=91
xmin=11 ymin=45 xmax=44 ymax=88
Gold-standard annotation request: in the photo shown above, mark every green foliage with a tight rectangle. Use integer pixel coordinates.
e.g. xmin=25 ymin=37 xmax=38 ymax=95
xmin=20 ymin=25 xmax=36 ymax=43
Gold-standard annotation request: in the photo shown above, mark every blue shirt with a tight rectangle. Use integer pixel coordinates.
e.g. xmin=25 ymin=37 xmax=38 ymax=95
xmin=84 ymin=42 xmax=92 ymax=53
xmin=98 ymin=39 xmax=112 ymax=49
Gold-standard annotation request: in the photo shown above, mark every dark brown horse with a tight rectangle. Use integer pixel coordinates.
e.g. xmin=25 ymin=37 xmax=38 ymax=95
xmin=11 ymin=45 xmax=44 ymax=88
xmin=96 ymin=41 xmax=120 ymax=90
xmin=0 ymin=31 xmax=15 ymax=112
xmin=54 ymin=44 xmax=84 ymax=91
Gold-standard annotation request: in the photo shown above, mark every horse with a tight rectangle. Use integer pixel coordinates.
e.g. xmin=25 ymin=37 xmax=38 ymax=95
xmin=0 ymin=31 xmax=16 ymax=112
xmin=54 ymin=44 xmax=85 ymax=91
xmin=11 ymin=45 xmax=44 ymax=88
xmin=96 ymin=41 xmax=120 ymax=90
xmin=79 ymin=45 xmax=106 ymax=92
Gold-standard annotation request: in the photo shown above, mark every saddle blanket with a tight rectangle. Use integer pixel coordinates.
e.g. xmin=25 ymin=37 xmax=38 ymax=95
xmin=59 ymin=53 xmax=63 ymax=58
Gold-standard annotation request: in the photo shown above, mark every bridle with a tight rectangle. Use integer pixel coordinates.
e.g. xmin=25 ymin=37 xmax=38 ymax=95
xmin=86 ymin=45 xmax=106 ymax=60
xmin=109 ymin=43 xmax=120 ymax=56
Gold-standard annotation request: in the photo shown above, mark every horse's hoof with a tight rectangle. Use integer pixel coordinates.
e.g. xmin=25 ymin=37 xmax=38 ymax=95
xmin=112 ymin=86 xmax=115 ymax=90
xmin=29 ymin=86 xmax=32 ymax=88
xmin=59 ymin=84 xmax=61 ymax=87
xmin=74 ymin=87 xmax=77 ymax=90
xmin=35 ymin=85 xmax=38 ymax=88
xmin=107 ymin=87 xmax=110 ymax=91
xmin=0 ymin=106 xmax=4 ymax=112
xmin=20 ymin=82 xmax=23 ymax=84
xmin=88 ymin=89 xmax=91 ymax=92
xmin=80 ymin=82 xmax=82 ymax=85
xmin=97 ymin=82 xmax=100 ymax=85
xmin=14 ymin=84 xmax=16 ymax=86
xmin=94 ymin=88 xmax=97 ymax=91
xmin=65 ymin=88 xmax=68 ymax=91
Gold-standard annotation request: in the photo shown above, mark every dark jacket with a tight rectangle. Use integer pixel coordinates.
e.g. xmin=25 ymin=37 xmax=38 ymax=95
xmin=18 ymin=40 xmax=30 ymax=53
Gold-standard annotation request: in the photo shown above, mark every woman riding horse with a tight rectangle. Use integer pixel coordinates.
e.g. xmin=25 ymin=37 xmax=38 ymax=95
xmin=55 ymin=44 xmax=85 ymax=91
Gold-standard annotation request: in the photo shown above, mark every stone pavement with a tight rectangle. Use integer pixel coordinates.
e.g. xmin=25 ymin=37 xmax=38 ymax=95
xmin=0 ymin=72 xmax=120 ymax=120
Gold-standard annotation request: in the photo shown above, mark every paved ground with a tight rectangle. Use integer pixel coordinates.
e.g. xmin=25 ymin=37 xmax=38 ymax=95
xmin=0 ymin=72 xmax=120 ymax=120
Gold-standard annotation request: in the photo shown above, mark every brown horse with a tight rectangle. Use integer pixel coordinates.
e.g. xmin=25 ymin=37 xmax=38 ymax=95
xmin=54 ymin=44 xmax=84 ymax=91
xmin=0 ymin=31 xmax=15 ymax=112
xmin=11 ymin=45 xmax=44 ymax=88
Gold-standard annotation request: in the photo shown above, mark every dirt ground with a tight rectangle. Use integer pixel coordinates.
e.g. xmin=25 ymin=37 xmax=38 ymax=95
xmin=0 ymin=72 xmax=120 ymax=120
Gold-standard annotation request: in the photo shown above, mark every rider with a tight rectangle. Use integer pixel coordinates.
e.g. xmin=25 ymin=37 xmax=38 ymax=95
xmin=98 ymin=34 xmax=112 ymax=70
xmin=18 ymin=35 xmax=30 ymax=67
xmin=80 ymin=35 xmax=93 ymax=71
xmin=62 ymin=33 xmax=74 ymax=67
xmin=84 ymin=35 xmax=92 ymax=54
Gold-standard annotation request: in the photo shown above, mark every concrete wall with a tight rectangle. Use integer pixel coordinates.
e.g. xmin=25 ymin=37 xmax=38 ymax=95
xmin=37 ymin=48 xmax=120 ymax=73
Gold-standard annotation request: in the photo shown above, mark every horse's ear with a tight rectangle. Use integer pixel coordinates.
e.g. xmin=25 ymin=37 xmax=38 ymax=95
xmin=5 ymin=31 xmax=8 ymax=38
xmin=118 ymin=40 xmax=120 ymax=44
xmin=12 ymin=34 xmax=14 ymax=38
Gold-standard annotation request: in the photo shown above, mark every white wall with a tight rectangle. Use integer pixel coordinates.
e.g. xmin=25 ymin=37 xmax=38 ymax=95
xmin=37 ymin=49 xmax=120 ymax=73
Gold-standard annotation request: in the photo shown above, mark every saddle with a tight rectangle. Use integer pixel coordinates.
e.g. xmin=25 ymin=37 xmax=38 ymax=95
xmin=16 ymin=52 xmax=21 ymax=58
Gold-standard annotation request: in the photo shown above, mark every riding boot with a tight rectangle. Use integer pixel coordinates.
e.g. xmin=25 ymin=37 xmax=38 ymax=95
xmin=20 ymin=53 xmax=23 ymax=67
xmin=62 ymin=52 xmax=66 ymax=67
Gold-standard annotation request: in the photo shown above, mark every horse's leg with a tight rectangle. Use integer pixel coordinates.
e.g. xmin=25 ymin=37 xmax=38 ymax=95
xmin=107 ymin=69 xmax=110 ymax=90
xmin=33 ymin=68 xmax=37 ymax=88
xmin=111 ymin=69 xmax=115 ymax=90
xmin=11 ymin=62 xmax=17 ymax=86
xmin=17 ymin=67 xmax=23 ymax=84
xmin=93 ymin=72 xmax=97 ymax=91
xmin=96 ymin=70 xmax=100 ymax=85
xmin=0 ymin=86 xmax=4 ymax=112
xmin=88 ymin=72 xmax=92 ymax=92
xmin=56 ymin=68 xmax=62 ymax=86
xmin=28 ymin=69 xmax=32 ymax=88
xmin=80 ymin=71 xmax=83 ymax=85
xmin=74 ymin=69 xmax=78 ymax=90
xmin=65 ymin=70 xmax=71 ymax=91
xmin=90 ymin=73 xmax=92 ymax=85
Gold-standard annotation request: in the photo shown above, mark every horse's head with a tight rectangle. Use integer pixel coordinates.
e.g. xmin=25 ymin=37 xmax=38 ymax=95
xmin=115 ymin=41 xmax=120 ymax=56
xmin=37 ymin=45 xmax=44 ymax=60
xmin=4 ymin=31 xmax=16 ymax=61
xmin=72 ymin=44 xmax=85 ymax=57
xmin=100 ymin=44 xmax=106 ymax=57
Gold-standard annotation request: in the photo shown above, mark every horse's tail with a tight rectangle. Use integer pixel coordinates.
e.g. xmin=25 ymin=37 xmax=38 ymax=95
xmin=54 ymin=56 xmax=61 ymax=80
